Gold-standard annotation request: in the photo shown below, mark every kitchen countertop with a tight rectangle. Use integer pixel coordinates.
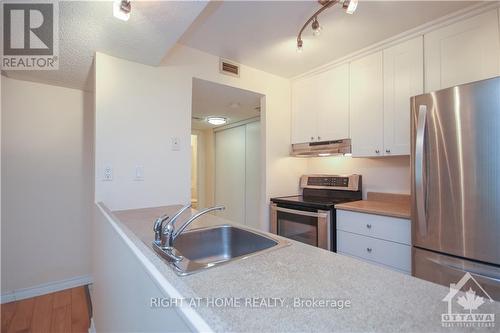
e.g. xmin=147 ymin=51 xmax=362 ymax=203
xmin=335 ymin=192 xmax=411 ymax=219
xmin=103 ymin=204 xmax=499 ymax=332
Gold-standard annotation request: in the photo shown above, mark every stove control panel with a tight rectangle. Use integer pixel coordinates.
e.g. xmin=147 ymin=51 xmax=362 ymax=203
xmin=307 ymin=176 xmax=349 ymax=187
xmin=300 ymin=174 xmax=361 ymax=191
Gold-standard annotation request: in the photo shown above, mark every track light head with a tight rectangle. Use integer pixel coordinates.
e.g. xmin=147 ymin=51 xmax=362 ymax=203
xmin=312 ymin=17 xmax=322 ymax=36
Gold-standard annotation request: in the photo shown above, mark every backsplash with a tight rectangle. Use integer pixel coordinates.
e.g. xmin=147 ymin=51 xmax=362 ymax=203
xmin=307 ymin=155 xmax=410 ymax=199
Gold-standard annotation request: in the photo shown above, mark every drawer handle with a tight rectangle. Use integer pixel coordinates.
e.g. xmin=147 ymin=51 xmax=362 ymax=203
xmin=366 ymin=247 xmax=372 ymax=253
xmin=366 ymin=224 xmax=372 ymax=229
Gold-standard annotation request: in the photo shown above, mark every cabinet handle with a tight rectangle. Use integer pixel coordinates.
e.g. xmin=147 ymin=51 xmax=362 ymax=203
xmin=311 ymin=136 xmax=315 ymax=141
xmin=366 ymin=247 xmax=372 ymax=253
xmin=317 ymin=136 xmax=321 ymax=140
xmin=386 ymin=149 xmax=391 ymax=153
xmin=366 ymin=224 xmax=372 ymax=229
xmin=375 ymin=149 xmax=380 ymax=154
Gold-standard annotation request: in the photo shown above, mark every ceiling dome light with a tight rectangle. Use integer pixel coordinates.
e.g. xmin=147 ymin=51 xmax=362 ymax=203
xmin=342 ymin=0 xmax=358 ymax=14
xmin=207 ymin=117 xmax=227 ymax=126
xmin=113 ymin=0 xmax=131 ymax=21
xmin=312 ymin=17 xmax=322 ymax=36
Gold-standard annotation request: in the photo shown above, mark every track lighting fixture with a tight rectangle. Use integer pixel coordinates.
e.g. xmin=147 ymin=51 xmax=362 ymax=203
xmin=297 ymin=0 xmax=358 ymax=52
xmin=312 ymin=17 xmax=322 ymax=36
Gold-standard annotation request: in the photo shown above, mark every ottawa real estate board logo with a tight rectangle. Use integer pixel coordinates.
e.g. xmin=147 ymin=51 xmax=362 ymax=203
xmin=1 ymin=1 xmax=59 ymax=70
xmin=441 ymin=272 xmax=496 ymax=328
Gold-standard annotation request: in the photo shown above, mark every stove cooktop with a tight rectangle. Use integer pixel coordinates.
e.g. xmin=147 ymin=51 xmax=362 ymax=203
xmin=270 ymin=193 xmax=361 ymax=210
xmin=271 ymin=175 xmax=363 ymax=210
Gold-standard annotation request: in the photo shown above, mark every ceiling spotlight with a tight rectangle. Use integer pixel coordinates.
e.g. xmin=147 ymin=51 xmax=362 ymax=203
xmin=113 ymin=0 xmax=131 ymax=21
xmin=312 ymin=17 xmax=322 ymax=36
xmin=297 ymin=38 xmax=303 ymax=52
xmin=207 ymin=117 xmax=227 ymax=126
xmin=341 ymin=0 xmax=358 ymax=14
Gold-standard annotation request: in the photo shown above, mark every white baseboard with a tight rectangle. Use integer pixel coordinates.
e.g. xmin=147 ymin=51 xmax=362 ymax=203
xmin=88 ymin=318 xmax=96 ymax=333
xmin=1 ymin=274 xmax=93 ymax=304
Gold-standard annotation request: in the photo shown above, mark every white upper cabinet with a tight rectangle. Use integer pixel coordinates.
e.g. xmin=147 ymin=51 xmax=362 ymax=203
xmin=291 ymin=64 xmax=349 ymax=144
xmin=425 ymin=9 xmax=500 ymax=93
xmin=350 ymin=51 xmax=384 ymax=157
xmin=291 ymin=77 xmax=318 ymax=144
xmin=316 ymin=64 xmax=349 ymax=142
xmin=383 ymin=36 xmax=423 ymax=156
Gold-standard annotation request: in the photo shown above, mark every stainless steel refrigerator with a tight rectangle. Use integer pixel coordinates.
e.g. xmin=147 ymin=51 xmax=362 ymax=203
xmin=411 ymin=77 xmax=500 ymax=301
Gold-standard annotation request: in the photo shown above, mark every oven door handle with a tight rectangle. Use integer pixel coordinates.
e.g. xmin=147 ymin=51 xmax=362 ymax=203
xmin=272 ymin=205 xmax=328 ymax=218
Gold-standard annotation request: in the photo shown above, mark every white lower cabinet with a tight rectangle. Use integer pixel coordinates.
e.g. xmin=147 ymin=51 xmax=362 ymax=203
xmin=337 ymin=210 xmax=411 ymax=274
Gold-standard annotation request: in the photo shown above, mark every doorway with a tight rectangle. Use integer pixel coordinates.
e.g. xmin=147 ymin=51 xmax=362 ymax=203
xmin=191 ymin=78 xmax=263 ymax=229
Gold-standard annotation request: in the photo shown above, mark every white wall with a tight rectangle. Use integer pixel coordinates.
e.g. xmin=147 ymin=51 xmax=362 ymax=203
xmin=95 ymin=53 xmax=193 ymax=210
xmin=307 ymin=155 xmax=411 ymax=198
xmin=95 ymin=46 xmax=307 ymax=230
xmin=92 ymin=205 xmax=192 ymax=332
xmin=1 ymin=76 xmax=93 ymax=294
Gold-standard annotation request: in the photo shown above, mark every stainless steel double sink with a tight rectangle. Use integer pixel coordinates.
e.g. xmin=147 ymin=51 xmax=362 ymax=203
xmin=150 ymin=224 xmax=289 ymax=275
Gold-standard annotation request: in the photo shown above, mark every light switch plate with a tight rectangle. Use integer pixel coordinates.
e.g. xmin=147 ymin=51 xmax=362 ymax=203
xmin=134 ymin=165 xmax=144 ymax=181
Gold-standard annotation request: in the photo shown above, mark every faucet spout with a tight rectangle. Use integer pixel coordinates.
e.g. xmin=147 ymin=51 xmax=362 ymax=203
xmin=173 ymin=205 xmax=225 ymax=239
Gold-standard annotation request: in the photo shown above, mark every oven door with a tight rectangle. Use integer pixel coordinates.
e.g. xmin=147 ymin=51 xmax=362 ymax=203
xmin=270 ymin=204 xmax=331 ymax=250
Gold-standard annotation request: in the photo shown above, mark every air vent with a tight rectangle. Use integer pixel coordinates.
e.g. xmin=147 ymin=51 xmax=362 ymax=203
xmin=220 ymin=58 xmax=240 ymax=77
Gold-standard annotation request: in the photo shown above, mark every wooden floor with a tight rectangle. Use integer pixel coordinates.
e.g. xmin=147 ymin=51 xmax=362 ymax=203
xmin=1 ymin=286 xmax=90 ymax=333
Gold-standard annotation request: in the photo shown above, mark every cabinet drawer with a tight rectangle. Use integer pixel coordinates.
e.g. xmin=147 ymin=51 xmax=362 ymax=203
xmin=337 ymin=230 xmax=411 ymax=272
xmin=337 ymin=210 xmax=410 ymax=245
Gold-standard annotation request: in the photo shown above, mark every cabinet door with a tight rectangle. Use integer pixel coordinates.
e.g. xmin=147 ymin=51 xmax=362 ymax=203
xmin=383 ymin=36 xmax=423 ymax=156
xmin=425 ymin=9 xmax=500 ymax=92
xmin=291 ymin=77 xmax=318 ymax=144
xmin=350 ymin=51 xmax=384 ymax=157
xmin=316 ymin=64 xmax=350 ymax=141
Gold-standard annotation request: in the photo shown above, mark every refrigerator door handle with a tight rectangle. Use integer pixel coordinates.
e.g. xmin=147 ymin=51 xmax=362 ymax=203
xmin=428 ymin=258 xmax=500 ymax=283
xmin=415 ymin=105 xmax=428 ymax=236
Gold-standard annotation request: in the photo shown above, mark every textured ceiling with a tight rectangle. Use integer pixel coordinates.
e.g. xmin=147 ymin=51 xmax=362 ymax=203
xmin=179 ymin=1 xmax=476 ymax=78
xmin=192 ymin=78 xmax=262 ymax=130
xmin=4 ymin=1 xmax=208 ymax=91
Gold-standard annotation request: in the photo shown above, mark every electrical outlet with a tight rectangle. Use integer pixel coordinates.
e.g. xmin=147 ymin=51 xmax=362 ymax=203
xmin=171 ymin=137 xmax=180 ymax=151
xmin=103 ymin=166 xmax=113 ymax=181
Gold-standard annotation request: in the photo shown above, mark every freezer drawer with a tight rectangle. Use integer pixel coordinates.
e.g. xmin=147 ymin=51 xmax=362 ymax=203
xmin=413 ymin=247 xmax=500 ymax=301
xmin=338 ymin=230 xmax=411 ymax=273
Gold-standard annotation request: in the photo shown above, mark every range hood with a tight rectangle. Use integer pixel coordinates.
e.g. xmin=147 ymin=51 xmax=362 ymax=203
xmin=291 ymin=139 xmax=351 ymax=157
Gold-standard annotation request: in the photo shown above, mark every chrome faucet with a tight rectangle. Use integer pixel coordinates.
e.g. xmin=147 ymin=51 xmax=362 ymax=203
xmin=152 ymin=205 xmax=225 ymax=262
xmin=153 ymin=204 xmax=191 ymax=245
xmin=153 ymin=214 xmax=172 ymax=243
xmin=162 ymin=205 xmax=225 ymax=249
